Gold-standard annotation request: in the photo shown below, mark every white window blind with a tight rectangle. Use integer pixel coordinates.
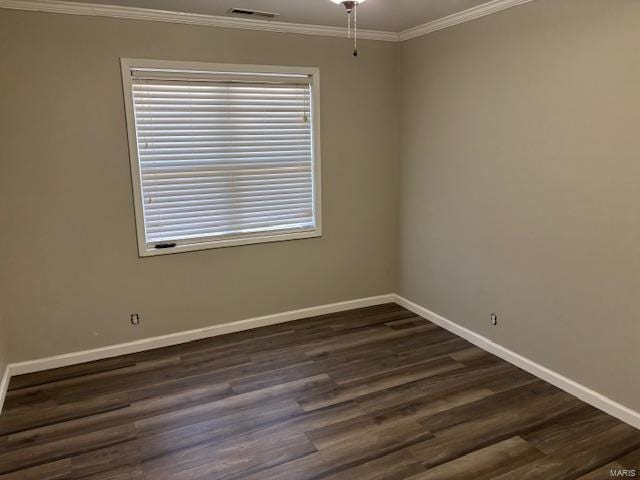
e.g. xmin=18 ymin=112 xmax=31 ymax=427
xmin=122 ymin=60 xmax=321 ymax=256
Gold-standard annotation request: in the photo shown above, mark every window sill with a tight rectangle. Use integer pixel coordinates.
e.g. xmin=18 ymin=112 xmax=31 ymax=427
xmin=139 ymin=229 xmax=322 ymax=257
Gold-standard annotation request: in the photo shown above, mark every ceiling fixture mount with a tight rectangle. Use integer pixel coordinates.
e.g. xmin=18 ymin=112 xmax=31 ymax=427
xmin=331 ymin=0 xmax=367 ymax=56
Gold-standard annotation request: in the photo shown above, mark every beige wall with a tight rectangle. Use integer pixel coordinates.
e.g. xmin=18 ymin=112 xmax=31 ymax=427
xmin=398 ymin=0 xmax=640 ymax=411
xmin=0 ymin=9 xmax=399 ymax=361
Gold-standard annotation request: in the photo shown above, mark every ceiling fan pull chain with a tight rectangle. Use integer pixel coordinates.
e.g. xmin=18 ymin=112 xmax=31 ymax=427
xmin=332 ymin=0 xmax=365 ymax=56
xmin=354 ymin=2 xmax=358 ymax=56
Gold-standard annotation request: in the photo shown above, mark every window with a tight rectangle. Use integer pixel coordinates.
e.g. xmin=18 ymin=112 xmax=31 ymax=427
xmin=121 ymin=59 xmax=321 ymax=256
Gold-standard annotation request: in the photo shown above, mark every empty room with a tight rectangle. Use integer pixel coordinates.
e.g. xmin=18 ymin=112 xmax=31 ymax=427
xmin=0 ymin=0 xmax=639 ymax=478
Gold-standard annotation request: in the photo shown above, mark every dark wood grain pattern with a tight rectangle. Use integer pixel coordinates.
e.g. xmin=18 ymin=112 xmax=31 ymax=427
xmin=0 ymin=303 xmax=638 ymax=479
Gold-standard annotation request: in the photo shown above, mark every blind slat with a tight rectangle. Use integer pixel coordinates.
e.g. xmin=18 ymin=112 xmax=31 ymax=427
xmin=146 ymin=207 xmax=313 ymax=229
xmin=146 ymin=201 xmax=312 ymax=219
xmin=143 ymin=188 xmax=313 ymax=204
xmin=144 ymin=195 xmax=313 ymax=213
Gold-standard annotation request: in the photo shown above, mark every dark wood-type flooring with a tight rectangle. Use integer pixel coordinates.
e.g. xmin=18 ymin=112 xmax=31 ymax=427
xmin=1 ymin=303 xmax=639 ymax=479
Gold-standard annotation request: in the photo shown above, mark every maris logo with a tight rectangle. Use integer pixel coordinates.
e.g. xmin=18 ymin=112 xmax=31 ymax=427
xmin=610 ymin=469 xmax=637 ymax=478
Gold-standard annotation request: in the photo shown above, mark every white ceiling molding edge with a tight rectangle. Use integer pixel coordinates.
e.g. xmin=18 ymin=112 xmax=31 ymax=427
xmin=0 ymin=0 xmax=400 ymax=41
xmin=0 ymin=0 xmax=538 ymax=42
xmin=398 ymin=0 xmax=538 ymax=41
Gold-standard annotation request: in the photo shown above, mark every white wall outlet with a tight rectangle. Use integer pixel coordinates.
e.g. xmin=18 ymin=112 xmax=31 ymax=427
xmin=490 ymin=313 xmax=498 ymax=326
xmin=130 ymin=313 xmax=140 ymax=325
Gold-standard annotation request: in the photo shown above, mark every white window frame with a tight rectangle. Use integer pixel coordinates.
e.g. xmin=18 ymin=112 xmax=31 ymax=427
xmin=121 ymin=58 xmax=322 ymax=257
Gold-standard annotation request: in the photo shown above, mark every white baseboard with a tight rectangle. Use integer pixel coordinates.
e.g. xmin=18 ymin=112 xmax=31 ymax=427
xmin=6 ymin=294 xmax=395 ymax=378
xmin=3 ymin=292 xmax=639 ymax=432
xmin=393 ymin=294 xmax=640 ymax=431
xmin=0 ymin=365 xmax=9 ymax=413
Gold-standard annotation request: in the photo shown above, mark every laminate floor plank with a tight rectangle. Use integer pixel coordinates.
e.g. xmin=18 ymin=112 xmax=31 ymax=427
xmin=0 ymin=458 xmax=71 ymax=480
xmin=490 ymin=423 xmax=640 ymax=480
xmin=410 ymin=386 xmax=584 ymax=469
xmin=353 ymin=360 xmax=516 ymax=413
xmin=306 ymin=386 xmax=491 ymax=452
xmin=0 ymin=393 xmax=131 ymax=436
xmin=4 ymin=381 xmax=233 ymax=451
xmin=69 ymin=439 xmax=142 ymax=479
xmin=521 ymin=405 xmax=621 ymax=454
xmin=298 ymin=356 xmax=464 ymax=412
xmin=138 ymin=399 xmax=304 ymax=461
xmin=239 ymin=421 xmax=434 ymax=480
xmin=406 ymin=436 xmax=544 ymax=480
xmin=145 ymin=428 xmax=316 ymax=480
xmin=0 ymin=424 xmax=136 ymax=475
xmin=318 ymin=449 xmax=427 ymax=480
xmin=576 ymin=447 xmax=640 ymax=480
xmin=6 ymin=357 xmax=137 ymax=391
xmin=1 ymin=303 xmax=638 ymax=479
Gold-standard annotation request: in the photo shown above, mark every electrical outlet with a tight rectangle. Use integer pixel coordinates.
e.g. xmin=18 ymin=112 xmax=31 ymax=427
xmin=130 ymin=313 xmax=140 ymax=325
xmin=490 ymin=313 xmax=498 ymax=326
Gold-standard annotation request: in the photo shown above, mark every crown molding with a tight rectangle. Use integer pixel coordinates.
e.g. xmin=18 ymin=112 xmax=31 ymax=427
xmin=398 ymin=0 xmax=537 ymax=41
xmin=0 ymin=0 xmax=539 ymax=42
xmin=0 ymin=0 xmax=400 ymax=41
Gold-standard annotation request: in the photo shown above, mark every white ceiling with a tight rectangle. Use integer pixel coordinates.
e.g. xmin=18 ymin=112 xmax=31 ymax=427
xmin=58 ymin=0 xmax=494 ymax=32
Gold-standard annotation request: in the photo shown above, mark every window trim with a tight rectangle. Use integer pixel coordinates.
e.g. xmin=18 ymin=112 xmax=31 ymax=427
xmin=120 ymin=58 xmax=322 ymax=257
